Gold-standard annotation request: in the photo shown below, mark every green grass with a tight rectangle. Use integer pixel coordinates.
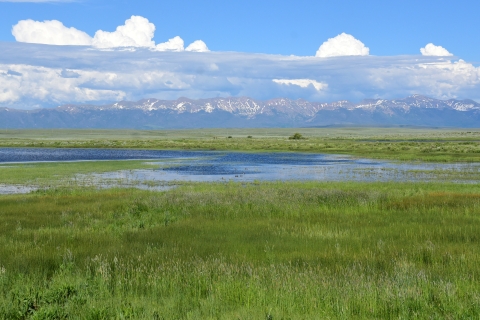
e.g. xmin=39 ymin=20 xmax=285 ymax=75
xmin=1 ymin=128 xmax=480 ymax=162
xmin=1 ymin=182 xmax=480 ymax=318
xmin=0 ymin=160 xmax=161 ymax=186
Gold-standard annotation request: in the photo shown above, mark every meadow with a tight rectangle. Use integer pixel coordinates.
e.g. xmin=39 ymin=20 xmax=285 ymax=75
xmin=1 ymin=128 xmax=480 ymax=319
xmin=0 ymin=182 xmax=479 ymax=319
xmin=1 ymin=127 xmax=480 ymax=162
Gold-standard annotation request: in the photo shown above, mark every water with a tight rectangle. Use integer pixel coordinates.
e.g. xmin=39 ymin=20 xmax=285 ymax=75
xmin=0 ymin=184 xmax=38 ymax=194
xmin=0 ymin=148 xmax=479 ymax=194
xmin=94 ymin=155 xmax=479 ymax=184
xmin=0 ymin=148 xmax=210 ymax=163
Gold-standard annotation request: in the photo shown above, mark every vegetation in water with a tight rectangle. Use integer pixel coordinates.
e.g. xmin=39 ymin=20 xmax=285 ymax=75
xmin=0 ymin=160 xmax=160 ymax=186
xmin=0 ymin=181 xmax=480 ymax=318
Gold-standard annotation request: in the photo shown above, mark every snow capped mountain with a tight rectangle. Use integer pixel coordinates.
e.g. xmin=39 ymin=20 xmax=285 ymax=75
xmin=343 ymin=95 xmax=480 ymax=112
xmin=57 ymin=95 xmax=480 ymax=115
xmin=1 ymin=95 xmax=479 ymax=129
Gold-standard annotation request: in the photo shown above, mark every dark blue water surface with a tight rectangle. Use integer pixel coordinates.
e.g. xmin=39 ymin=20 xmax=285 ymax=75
xmin=0 ymin=148 xmax=209 ymax=163
xmin=0 ymin=148 xmax=358 ymax=173
xmin=1 ymin=148 xmax=479 ymax=190
xmin=161 ymin=152 xmax=363 ymax=176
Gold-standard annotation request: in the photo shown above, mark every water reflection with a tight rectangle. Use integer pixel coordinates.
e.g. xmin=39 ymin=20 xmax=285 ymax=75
xmin=87 ymin=152 xmax=480 ymax=186
xmin=0 ymin=184 xmax=38 ymax=194
xmin=1 ymin=148 xmax=479 ymax=194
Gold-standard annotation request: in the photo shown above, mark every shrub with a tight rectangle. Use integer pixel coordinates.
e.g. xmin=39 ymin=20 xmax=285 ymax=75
xmin=289 ymin=133 xmax=304 ymax=140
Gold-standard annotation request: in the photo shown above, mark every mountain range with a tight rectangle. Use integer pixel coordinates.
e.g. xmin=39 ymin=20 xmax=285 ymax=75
xmin=1 ymin=95 xmax=479 ymax=129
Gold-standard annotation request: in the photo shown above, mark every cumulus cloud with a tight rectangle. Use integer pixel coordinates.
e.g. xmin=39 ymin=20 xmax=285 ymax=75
xmin=316 ymin=33 xmax=369 ymax=57
xmin=155 ymin=36 xmax=184 ymax=52
xmin=273 ymin=79 xmax=327 ymax=91
xmin=12 ymin=19 xmax=92 ymax=45
xmin=92 ymin=16 xmax=155 ymax=48
xmin=12 ymin=16 xmax=209 ymax=52
xmin=420 ymin=43 xmax=453 ymax=56
xmin=185 ymin=40 xmax=209 ymax=52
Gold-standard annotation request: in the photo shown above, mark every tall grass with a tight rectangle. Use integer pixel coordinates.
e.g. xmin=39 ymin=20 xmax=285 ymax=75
xmin=1 ymin=182 xmax=480 ymax=318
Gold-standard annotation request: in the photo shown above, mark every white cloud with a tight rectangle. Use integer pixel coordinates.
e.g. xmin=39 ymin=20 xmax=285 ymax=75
xmin=366 ymin=58 xmax=480 ymax=100
xmin=0 ymin=63 xmax=125 ymax=106
xmin=60 ymin=69 xmax=80 ymax=78
xmin=185 ymin=40 xmax=209 ymax=52
xmin=92 ymin=16 xmax=155 ymax=48
xmin=1 ymin=42 xmax=479 ymax=108
xmin=420 ymin=43 xmax=453 ymax=56
xmin=273 ymin=79 xmax=327 ymax=91
xmin=316 ymin=33 xmax=369 ymax=57
xmin=155 ymin=36 xmax=184 ymax=52
xmin=12 ymin=16 xmax=209 ymax=53
xmin=12 ymin=19 xmax=92 ymax=45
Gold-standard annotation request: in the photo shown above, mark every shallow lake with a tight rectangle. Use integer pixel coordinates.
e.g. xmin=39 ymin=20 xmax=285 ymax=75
xmin=0 ymin=148 xmax=479 ymax=193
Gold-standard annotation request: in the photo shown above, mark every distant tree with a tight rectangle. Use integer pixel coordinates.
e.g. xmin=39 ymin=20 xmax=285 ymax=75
xmin=289 ymin=133 xmax=304 ymax=140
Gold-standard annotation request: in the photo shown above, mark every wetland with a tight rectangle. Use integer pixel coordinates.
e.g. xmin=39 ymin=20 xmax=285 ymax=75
xmin=1 ymin=147 xmax=480 ymax=194
xmin=1 ymin=128 xmax=480 ymax=319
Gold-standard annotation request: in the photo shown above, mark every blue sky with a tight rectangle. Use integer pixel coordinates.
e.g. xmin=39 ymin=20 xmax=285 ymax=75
xmin=0 ymin=0 xmax=479 ymax=109
xmin=1 ymin=0 xmax=479 ymax=59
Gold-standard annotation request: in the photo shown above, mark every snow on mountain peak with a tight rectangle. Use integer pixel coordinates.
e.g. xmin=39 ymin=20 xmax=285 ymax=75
xmin=55 ymin=95 xmax=480 ymax=119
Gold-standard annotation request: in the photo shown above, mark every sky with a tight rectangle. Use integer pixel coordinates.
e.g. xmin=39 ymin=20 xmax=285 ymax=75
xmin=0 ymin=0 xmax=480 ymax=109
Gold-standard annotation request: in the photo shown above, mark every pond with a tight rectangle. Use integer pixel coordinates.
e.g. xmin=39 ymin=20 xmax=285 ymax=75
xmin=0 ymin=148 xmax=479 ymax=193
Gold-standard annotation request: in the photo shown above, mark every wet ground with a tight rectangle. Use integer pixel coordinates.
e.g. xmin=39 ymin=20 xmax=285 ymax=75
xmin=1 ymin=148 xmax=479 ymax=194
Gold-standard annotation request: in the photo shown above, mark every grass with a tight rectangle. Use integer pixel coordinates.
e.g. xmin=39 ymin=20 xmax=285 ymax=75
xmin=0 ymin=160 xmax=160 ymax=186
xmin=1 ymin=181 xmax=480 ymax=318
xmin=1 ymin=128 xmax=480 ymax=162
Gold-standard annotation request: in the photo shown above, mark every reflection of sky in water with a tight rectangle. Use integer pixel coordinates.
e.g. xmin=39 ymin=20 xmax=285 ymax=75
xmin=1 ymin=148 xmax=479 ymax=193
xmin=0 ymin=148 xmax=215 ymax=163
xmin=0 ymin=184 xmax=38 ymax=194
xmin=88 ymin=152 xmax=480 ymax=184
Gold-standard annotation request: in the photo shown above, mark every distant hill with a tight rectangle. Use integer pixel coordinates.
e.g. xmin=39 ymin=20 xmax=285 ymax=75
xmin=1 ymin=95 xmax=479 ymax=129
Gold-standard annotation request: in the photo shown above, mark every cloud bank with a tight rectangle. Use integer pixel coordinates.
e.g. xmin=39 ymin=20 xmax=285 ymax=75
xmin=12 ymin=16 xmax=209 ymax=52
xmin=0 ymin=41 xmax=478 ymax=109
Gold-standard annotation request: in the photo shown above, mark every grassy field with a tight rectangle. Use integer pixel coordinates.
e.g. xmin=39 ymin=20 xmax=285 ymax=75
xmin=0 ymin=160 xmax=161 ymax=186
xmin=1 ymin=128 xmax=480 ymax=162
xmin=1 ymin=182 xmax=480 ymax=319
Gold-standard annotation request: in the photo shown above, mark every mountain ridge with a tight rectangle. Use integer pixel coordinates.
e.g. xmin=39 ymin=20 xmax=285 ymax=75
xmin=1 ymin=95 xmax=479 ymax=129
